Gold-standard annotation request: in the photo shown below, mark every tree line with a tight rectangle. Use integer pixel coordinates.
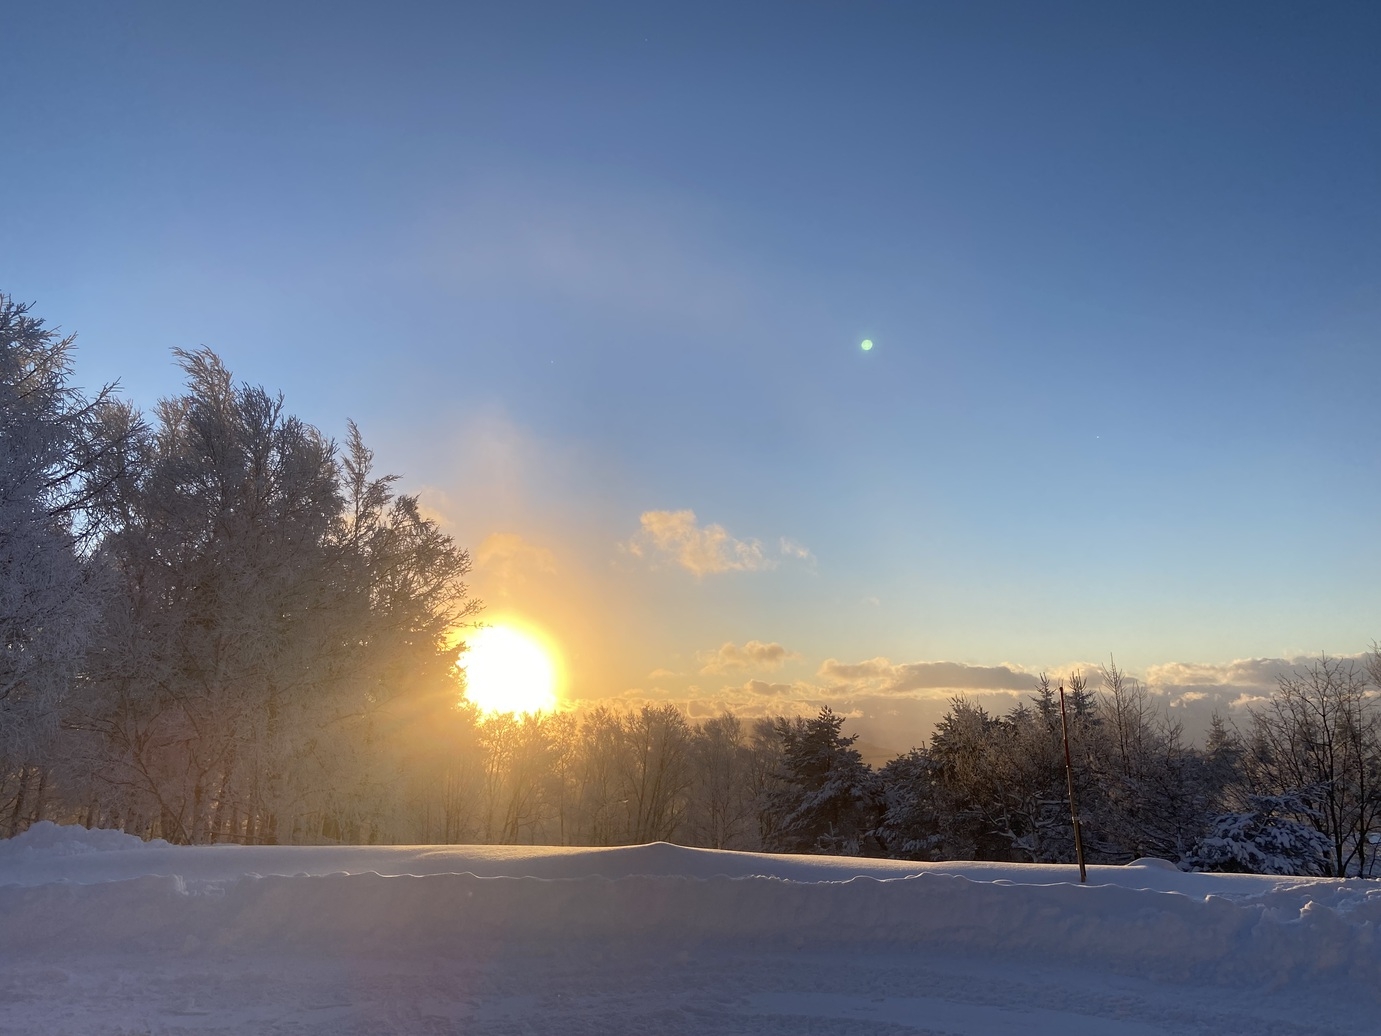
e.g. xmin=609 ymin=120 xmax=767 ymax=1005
xmin=3 ymin=295 xmax=1378 ymax=875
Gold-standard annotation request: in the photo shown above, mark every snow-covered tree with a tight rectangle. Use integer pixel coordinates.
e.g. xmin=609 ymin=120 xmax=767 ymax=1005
xmin=875 ymin=670 xmax=1222 ymax=867
xmin=621 ymin=703 xmax=694 ymax=843
xmin=0 ymin=295 xmax=136 ymax=833
xmin=570 ymin=705 xmax=628 ymax=845
xmin=74 ymin=349 xmax=477 ymax=844
xmin=1079 ymin=661 xmax=1213 ymax=864
xmin=685 ymin=712 xmax=758 ymax=850
xmin=921 ymin=697 xmax=1013 ymax=859
xmin=995 ymin=692 xmax=1083 ymax=863
xmin=475 ymin=710 xmax=552 ymax=843
xmin=873 ymin=748 xmax=952 ymax=860
xmin=524 ymin=703 xmax=697 ymax=847
xmin=1245 ymin=656 xmax=1381 ymax=876
xmin=764 ymin=707 xmax=880 ymax=855
xmin=1185 ymin=792 xmax=1332 ymax=876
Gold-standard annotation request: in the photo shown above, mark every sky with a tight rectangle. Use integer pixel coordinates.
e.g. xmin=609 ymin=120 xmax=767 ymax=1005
xmin=4 ymin=1 xmax=1379 ymax=755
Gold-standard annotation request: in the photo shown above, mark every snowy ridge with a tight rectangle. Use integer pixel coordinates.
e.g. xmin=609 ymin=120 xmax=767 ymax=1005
xmin=2 ymin=825 xmax=1378 ymax=990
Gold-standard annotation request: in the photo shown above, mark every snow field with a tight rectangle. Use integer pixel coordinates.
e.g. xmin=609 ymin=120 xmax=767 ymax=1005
xmin=5 ymin=866 xmax=1380 ymax=989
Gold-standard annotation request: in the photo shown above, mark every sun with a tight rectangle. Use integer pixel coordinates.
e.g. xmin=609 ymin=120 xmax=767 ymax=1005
xmin=460 ymin=625 xmax=559 ymax=715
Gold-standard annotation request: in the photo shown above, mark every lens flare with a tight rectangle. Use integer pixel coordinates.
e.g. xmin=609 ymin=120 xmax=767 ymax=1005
xmin=861 ymin=339 xmax=874 ymax=351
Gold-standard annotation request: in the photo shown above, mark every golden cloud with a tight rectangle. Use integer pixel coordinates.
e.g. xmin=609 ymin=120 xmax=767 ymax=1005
xmin=472 ymin=532 xmax=558 ymax=600
xmin=624 ymin=509 xmax=774 ymax=576
xmin=699 ymin=640 xmax=796 ymax=674
xmin=817 ymin=657 xmax=1037 ymax=696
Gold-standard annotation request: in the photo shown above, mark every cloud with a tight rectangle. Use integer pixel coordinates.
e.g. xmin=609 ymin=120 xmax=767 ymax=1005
xmin=472 ymin=532 xmax=557 ymax=600
xmin=1092 ymin=653 xmax=1380 ymax=734
xmin=1229 ymin=693 xmax=1272 ymax=710
xmin=624 ymin=510 xmax=774 ymax=576
xmin=589 ymin=653 xmax=1376 ymax=760
xmin=779 ymin=538 xmax=815 ymax=563
xmin=817 ymin=657 xmax=1038 ymax=697
xmin=738 ymin=679 xmax=799 ymax=697
xmin=711 ymin=678 xmax=829 ymax=716
xmin=1142 ymin=655 xmax=1371 ymax=714
xmin=700 ymin=640 xmax=796 ymax=674
xmin=476 ymin=532 xmax=557 ymax=574
xmin=1144 ymin=658 xmax=1304 ymax=694
xmin=647 ymin=668 xmax=678 ymax=680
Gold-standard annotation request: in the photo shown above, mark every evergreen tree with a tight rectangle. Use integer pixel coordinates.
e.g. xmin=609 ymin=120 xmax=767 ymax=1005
xmin=1186 ymin=792 xmax=1332 ymax=876
xmin=873 ymin=748 xmax=950 ymax=860
xmin=764 ymin=707 xmax=879 ymax=855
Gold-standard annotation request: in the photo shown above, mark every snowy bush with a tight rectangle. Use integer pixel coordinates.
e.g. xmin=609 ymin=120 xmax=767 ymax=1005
xmin=1185 ymin=793 xmax=1332 ymax=876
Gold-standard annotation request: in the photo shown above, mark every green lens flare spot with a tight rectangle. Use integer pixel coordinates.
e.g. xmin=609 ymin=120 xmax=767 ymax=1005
xmin=860 ymin=339 xmax=873 ymax=351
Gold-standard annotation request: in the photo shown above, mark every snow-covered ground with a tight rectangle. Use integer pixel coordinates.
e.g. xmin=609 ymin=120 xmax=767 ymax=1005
xmin=1 ymin=824 xmax=1376 ymax=1035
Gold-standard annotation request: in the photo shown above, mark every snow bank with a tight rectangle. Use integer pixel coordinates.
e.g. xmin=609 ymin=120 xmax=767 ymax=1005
xmin=0 ymin=820 xmax=169 ymax=856
xmin=1 ymin=827 xmax=1377 ymax=993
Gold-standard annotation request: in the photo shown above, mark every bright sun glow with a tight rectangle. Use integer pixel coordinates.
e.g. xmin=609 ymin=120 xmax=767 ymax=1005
xmin=461 ymin=625 xmax=559 ymax=715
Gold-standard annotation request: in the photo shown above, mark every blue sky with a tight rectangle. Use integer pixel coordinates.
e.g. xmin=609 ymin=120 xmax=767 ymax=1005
xmin=5 ymin=2 xmax=1378 ymax=751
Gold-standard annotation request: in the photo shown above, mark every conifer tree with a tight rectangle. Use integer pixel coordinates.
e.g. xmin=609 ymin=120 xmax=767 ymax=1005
xmin=765 ymin=707 xmax=879 ymax=855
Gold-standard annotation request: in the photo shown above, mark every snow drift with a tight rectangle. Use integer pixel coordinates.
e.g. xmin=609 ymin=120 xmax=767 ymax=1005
xmin=3 ymin=823 xmax=1378 ymax=991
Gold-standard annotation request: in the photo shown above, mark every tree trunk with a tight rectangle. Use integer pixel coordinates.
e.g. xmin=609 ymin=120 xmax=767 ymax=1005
xmin=7 ymin=766 xmax=31 ymax=837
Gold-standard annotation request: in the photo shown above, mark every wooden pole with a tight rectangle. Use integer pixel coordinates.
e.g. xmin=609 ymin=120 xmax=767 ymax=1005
xmin=1058 ymin=683 xmax=1087 ymax=883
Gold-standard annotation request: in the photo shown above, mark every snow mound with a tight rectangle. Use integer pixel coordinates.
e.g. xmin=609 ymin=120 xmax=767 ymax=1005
xmin=0 ymin=821 xmax=168 ymax=856
xmin=1127 ymin=856 xmax=1179 ymax=871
